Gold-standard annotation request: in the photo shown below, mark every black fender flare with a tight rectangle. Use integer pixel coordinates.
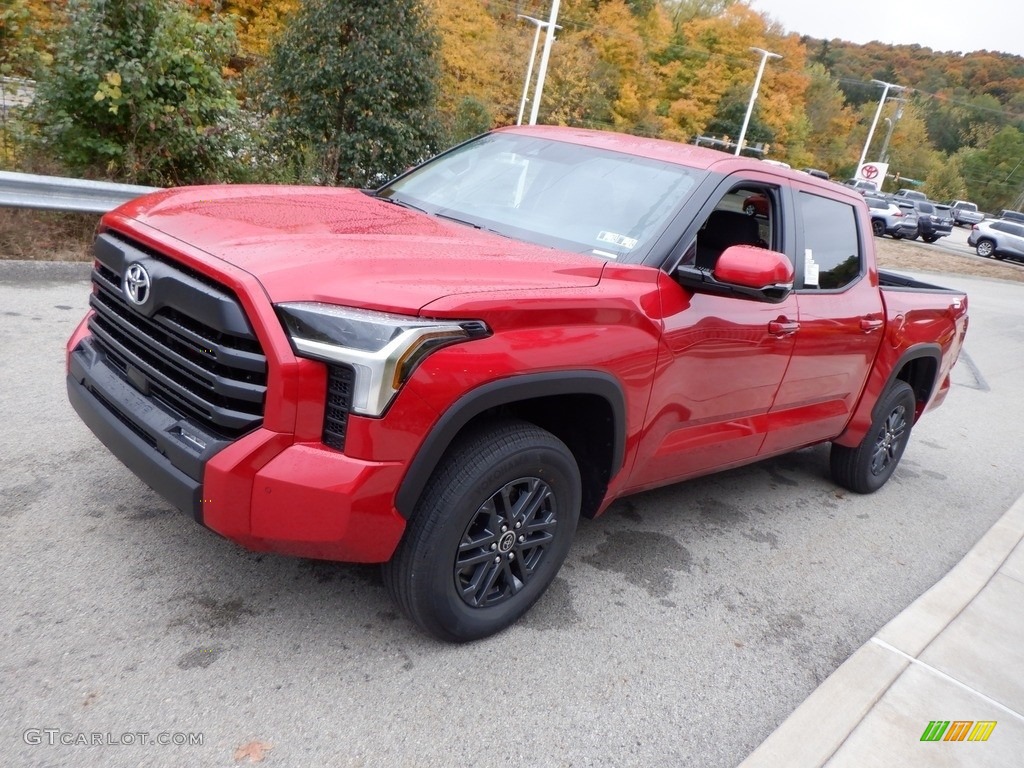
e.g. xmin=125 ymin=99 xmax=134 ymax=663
xmin=394 ymin=371 xmax=627 ymax=519
xmin=876 ymin=344 xmax=942 ymax=421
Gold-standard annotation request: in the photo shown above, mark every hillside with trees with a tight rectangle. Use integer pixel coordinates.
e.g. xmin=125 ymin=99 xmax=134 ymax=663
xmin=2 ymin=0 xmax=1023 ymax=211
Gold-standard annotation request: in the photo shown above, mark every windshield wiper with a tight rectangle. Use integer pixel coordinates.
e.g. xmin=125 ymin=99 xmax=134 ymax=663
xmin=434 ymin=211 xmax=482 ymax=229
xmin=368 ymin=191 xmax=428 ymax=215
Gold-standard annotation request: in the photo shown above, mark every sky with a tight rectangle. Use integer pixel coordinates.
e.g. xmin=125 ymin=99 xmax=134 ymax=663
xmin=748 ymin=0 xmax=1024 ymax=58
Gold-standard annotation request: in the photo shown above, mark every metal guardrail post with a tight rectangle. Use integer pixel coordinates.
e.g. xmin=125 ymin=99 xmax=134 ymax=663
xmin=0 ymin=171 xmax=160 ymax=214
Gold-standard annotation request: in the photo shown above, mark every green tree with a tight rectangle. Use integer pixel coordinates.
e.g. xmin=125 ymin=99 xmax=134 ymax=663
xmin=31 ymin=0 xmax=241 ymax=185
xmin=959 ymin=126 xmax=1024 ymax=212
xmin=923 ymin=156 xmax=967 ymax=201
xmin=261 ymin=0 xmax=442 ymax=187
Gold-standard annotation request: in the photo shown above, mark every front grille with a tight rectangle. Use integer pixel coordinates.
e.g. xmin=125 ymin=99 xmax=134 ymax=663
xmin=323 ymin=364 xmax=355 ymax=450
xmin=88 ymin=232 xmax=268 ymax=438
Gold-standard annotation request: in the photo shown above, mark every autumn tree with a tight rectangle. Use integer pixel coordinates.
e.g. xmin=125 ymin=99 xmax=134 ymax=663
xmin=958 ymin=126 xmax=1024 ymax=212
xmin=923 ymin=156 xmax=967 ymax=201
xmin=31 ymin=0 xmax=242 ymax=184
xmin=261 ymin=0 xmax=442 ymax=187
xmin=425 ymin=0 xmax=510 ymax=141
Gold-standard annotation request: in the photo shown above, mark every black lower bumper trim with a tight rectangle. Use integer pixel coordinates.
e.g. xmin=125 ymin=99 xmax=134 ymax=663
xmin=68 ymin=374 xmax=203 ymax=522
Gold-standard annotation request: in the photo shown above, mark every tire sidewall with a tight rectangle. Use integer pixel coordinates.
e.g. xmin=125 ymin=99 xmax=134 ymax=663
xmin=411 ymin=438 xmax=580 ymax=641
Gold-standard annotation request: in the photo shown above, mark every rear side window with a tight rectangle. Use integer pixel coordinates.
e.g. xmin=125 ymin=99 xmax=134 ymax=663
xmin=797 ymin=193 xmax=862 ymax=290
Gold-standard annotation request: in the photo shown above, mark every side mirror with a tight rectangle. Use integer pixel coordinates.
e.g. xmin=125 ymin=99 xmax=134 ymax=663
xmin=676 ymin=245 xmax=794 ymax=303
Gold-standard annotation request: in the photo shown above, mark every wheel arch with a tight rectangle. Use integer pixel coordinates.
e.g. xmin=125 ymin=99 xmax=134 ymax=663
xmin=886 ymin=345 xmax=941 ymax=421
xmin=395 ymin=371 xmax=627 ymax=521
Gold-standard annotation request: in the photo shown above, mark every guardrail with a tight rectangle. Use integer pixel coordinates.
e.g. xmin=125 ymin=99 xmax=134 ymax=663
xmin=0 ymin=171 xmax=159 ymax=214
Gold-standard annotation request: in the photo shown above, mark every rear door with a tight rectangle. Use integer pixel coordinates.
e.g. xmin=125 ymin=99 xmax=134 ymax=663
xmin=760 ymin=187 xmax=885 ymax=454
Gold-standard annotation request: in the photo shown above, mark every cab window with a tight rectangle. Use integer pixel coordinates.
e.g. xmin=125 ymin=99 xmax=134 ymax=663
xmin=797 ymin=192 xmax=862 ymax=290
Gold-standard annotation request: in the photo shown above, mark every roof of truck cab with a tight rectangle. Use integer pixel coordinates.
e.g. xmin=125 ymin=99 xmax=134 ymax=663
xmin=494 ymin=125 xmax=864 ymax=208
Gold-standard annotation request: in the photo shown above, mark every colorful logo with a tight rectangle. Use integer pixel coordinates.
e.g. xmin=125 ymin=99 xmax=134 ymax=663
xmin=920 ymin=721 xmax=997 ymax=742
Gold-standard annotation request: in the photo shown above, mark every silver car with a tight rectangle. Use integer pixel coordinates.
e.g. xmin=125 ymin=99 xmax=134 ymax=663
xmin=968 ymin=219 xmax=1024 ymax=262
xmin=865 ymin=196 xmax=918 ymax=238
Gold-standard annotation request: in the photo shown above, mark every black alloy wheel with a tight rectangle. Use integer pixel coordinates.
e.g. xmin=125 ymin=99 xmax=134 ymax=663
xmin=830 ymin=381 xmax=917 ymax=494
xmin=384 ymin=419 xmax=581 ymax=642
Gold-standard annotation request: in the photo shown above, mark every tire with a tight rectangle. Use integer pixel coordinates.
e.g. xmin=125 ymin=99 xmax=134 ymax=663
xmin=871 ymin=219 xmax=885 ymax=237
xmin=830 ymin=381 xmax=916 ymax=494
xmin=922 ymin=234 xmax=939 ymax=243
xmin=744 ymin=203 xmax=757 ymax=216
xmin=975 ymin=240 xmax=994 ymax=258
xmin=384 ymin=419 xmax=581 ymax=642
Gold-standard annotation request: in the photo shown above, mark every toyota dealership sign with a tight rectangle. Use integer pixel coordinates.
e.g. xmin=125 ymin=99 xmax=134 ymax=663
xmin=855 ymin=162 xmax=889 ymax=187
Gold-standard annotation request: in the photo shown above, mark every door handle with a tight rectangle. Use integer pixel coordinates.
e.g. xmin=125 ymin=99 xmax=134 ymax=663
xmin=768 ymin=320 xmax=800 ymax=336
xmin=860 ymin=317 xmax=884 ymax=332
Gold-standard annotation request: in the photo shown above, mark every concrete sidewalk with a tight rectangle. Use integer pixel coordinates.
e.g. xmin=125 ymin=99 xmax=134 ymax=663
xmin=742 ymin=493 xmax=1024 ymax=767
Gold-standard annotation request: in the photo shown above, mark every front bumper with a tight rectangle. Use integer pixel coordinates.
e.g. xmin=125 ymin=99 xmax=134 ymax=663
xmin=68 ymin=332 xmax=408 ymax=563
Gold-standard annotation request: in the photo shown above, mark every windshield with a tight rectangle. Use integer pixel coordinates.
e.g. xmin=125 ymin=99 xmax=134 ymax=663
xmin=378 ymin=133 xmax=701 ymax=261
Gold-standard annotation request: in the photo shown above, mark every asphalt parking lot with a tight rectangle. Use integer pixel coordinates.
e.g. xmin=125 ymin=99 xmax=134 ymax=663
xmin=2 ymin=261 xmax=1023 ymax=767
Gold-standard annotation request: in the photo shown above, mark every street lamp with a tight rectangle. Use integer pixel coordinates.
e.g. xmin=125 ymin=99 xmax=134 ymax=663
xmin=515 ymin=15 xmax=555 ymax=126
xmin=858 ymin=79 xmax=904 ymax=168
xmin=527 ymin=0 xmax=561 ymax=126
xmin=878 ymin=98 xmax=905 ymax=164
xmin=735 ymin=47 xmax=781 ymax=157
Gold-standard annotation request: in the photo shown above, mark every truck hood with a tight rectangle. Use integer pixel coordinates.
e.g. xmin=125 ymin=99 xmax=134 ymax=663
xmin=124 ymin=186 xmax=604 ymax=314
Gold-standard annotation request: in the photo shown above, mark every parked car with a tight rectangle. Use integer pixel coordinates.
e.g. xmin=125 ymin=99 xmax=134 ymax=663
xmin=65 ymin=125 xmax=969 ymax=641
xmin=909 ymin=200 xmax=953 ymax=243
xmin=893 ymin=188 xmax=929 ymax=202
xmin=864 ymin=195 xmax=918 ymax=239
xmin=742 ymin=192 xmax=769 ymax=216
xmin=969 ymin=219 xmax=1024 ymax=261
xmin=998 ymin=209 xmax=1024 ymax=224
xmin=949 ymin=200 xmax=984 ymax=227
xmin=843 ymin=179 xmax=878 ymax=195
xmin=802 ymin=168 xmax=830 ymax=180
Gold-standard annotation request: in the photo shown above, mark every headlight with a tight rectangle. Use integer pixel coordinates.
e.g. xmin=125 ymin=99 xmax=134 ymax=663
xmin=276 ymin=302 xmax=489 ymax=416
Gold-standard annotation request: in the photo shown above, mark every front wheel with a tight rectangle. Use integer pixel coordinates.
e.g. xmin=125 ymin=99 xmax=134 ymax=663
xmin=384 ymin=419 xmax=581 ymax=642
xmin=830 ymin=381 xmax=916 ymax=494
xmin=922 ymin=234 xmax=939 ymax=243
xmin=744 ymin=203 xmax=757 ymax=216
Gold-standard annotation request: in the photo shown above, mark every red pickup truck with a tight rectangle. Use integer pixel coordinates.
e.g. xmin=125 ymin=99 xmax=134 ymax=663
xmin=67 ymin=126 xmax=968 ymax=641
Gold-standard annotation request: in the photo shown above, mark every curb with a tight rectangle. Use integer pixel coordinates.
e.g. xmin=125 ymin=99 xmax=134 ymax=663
xmin=0 ymin=259 xmax=91 ymax=283
xmin=740 ymin=493 xmax=1024 ymax=767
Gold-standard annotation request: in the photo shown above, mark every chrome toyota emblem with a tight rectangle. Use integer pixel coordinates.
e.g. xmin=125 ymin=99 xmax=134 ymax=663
xmin=124 ymin=263 xmax=151 ymax=306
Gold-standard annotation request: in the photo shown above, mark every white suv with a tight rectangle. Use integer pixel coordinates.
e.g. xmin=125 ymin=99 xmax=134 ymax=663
xmin=968 ymin=219 xmax=1024 ymax=262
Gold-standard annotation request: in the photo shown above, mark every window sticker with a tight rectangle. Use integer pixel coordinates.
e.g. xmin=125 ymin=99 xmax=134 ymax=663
xmin=804 ymin=248 xmax=820 ymax=287
xmin=597 ymin=231 xmax=638 ymax=250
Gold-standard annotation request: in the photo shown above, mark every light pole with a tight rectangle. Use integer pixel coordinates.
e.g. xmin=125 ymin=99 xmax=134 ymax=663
xmin=515 ymin=16 xmax=550 ymax=126
xmin=735 ymin=47 xmax=781 ymax=157
xmin=878 ymin=98 xmax=905 ymax=164
xmin=858 ymin=79 xmax=903 ymax=168
xmin=528 ymin=0 xmax=561 ymax=126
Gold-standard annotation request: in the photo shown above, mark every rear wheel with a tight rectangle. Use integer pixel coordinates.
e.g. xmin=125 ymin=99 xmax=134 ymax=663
xmin=384 ymin=419 xmax=581 ymax=642
xmin=975 ymin=239 xmax=994 ymax=258
xmin=871 ymin=219 xmax=885 ymax=237
xmin=830 ymin=381 xmax=916 ymax=494
xmin=922 ymin=234 xmax=939 ymax=243
xmin=744 ymin=203 xmax=757 ymax=216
